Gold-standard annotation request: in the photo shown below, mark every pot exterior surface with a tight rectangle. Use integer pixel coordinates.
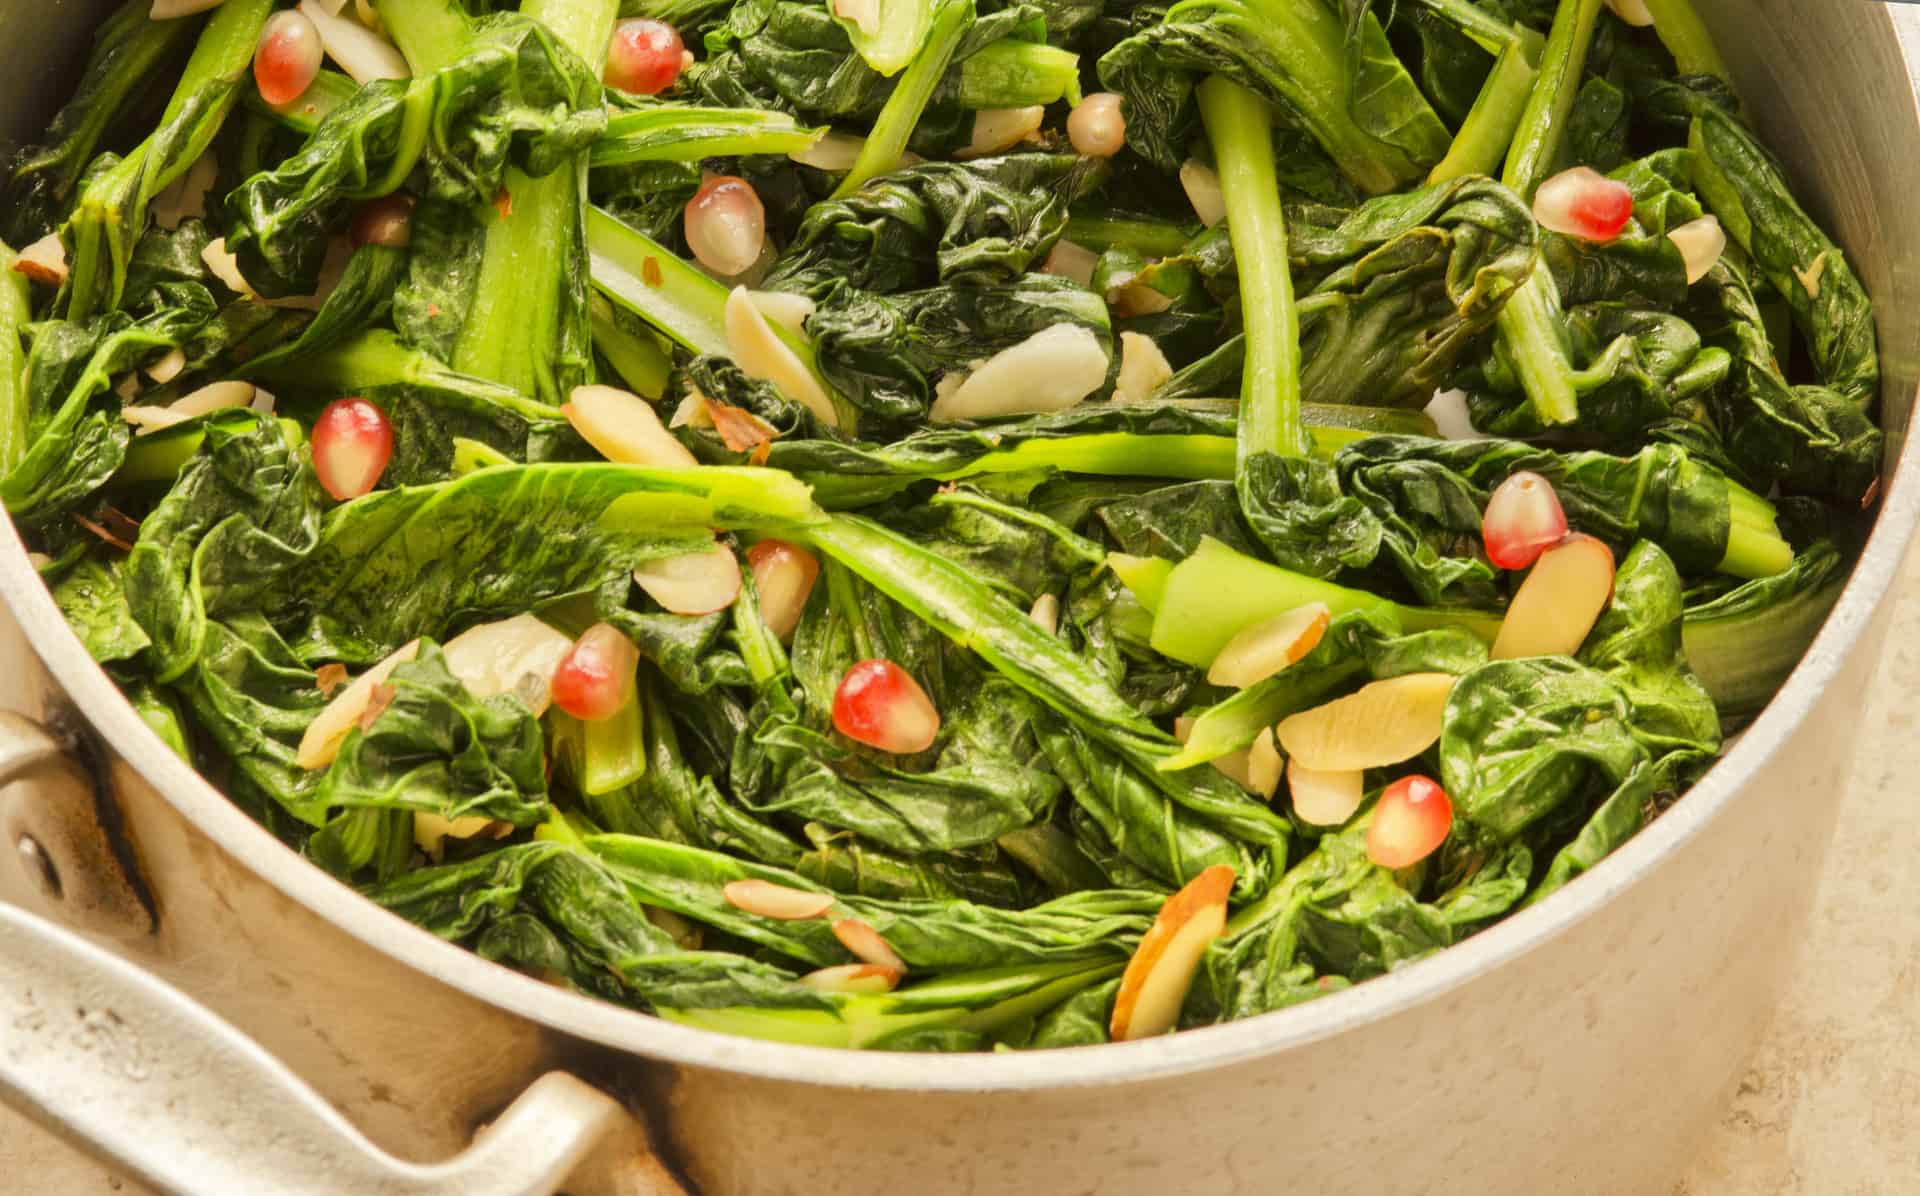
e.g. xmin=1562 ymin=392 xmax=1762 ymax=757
xmin=0 ymin=1 xmax=1916 ymax=1195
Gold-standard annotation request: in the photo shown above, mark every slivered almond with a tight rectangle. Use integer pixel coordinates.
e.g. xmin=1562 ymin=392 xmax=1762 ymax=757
xmin=1180 ymin=160 xmax=1226 ymax=227
xmin=833 ymin=918 xmax=907 ymax=972
xmin=1113 ymin=332 xmax=1173 ymax=403
xmin=563 ymin=383 xmax=697 ymax=468
xmin=1174 ymin=717 xmax=1281 ymax=798
xmin=1288 ymin=763 xmax=1365 ymax=827
xmin=800 ymin=963 xmax=902 ymax=995
xmin=1110 ymin=864 xmax=1233 ymax=1041
xmin=297 ymin=640 xmax=421 ymax=769
xmin=441 ymin=613 xmax=573 ymax=715
xmin=634 ymin=540 xmax=742 ymax=615
xmin=122 ymin=405 xmax=190 ymax=434
xmin=413 ymin=811 xmax=508 ymax=858
xmin=927 ymin=325 xmax=1108 ymax=423
xmin=144 ymin=347 xmax=187 ymax=385
xmin=1207 ymin=602 xmax=1330 ymax=689
xmin=1491 ymin=533 xmax=1616 ymax=661
xmin=789 ymin=131 xmax=867 ymax=172
xmin=12 ymin=233 xmax=67 ymax=286
xmin=1028 ymin=592 xmax=1060 ymax=635
xmin=1275 ymin=672 xmax=1456 ymax=772
xmin=723 ymin=286 xmax=838 ymax=428
xmin=747 ymin=290 xmax=816 ymax=339
xmin=723 ymin=879 xmax=835 ymax=920
xmin=171 ymin=380 xmax=254 ymax=417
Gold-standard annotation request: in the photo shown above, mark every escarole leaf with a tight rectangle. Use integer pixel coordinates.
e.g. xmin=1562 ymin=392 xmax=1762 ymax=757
xmin=59 ymin=0 xmax=273 ymax=323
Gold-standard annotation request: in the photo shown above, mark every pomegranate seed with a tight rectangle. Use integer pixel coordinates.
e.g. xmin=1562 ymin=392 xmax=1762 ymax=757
xmin=550 ymin=622 xmax=640 ymax=722
xmin=605 ymin=18 xmax=687 ymax=96
xmin=832 ymin=659 xmax=939 ymax=754
xmin=254 ymin=11 xmax=324 ymax=108
xmin=685 ymin=176 xmax=765 ymax=278
xmin=1067 ymin=92 xmax=1127 ymax=158
xmin=745 ymin=539 xmax=820 ymax=642
xmin=833 ymin=918 xmax=907 ymax=972
xmin=1366 ymin=775 xmax=1453 ymax=869
xmin=350 ymin=194 xmax=414 ymax=249
xmin=311 ymin=397 xmax=392 ymax=501
xmin=1532 ymin=167 xmax=1634 ymax=243
xmin=1668 ymin=214 xmax=1726 ymax=285
xmin=1482 ymin=471 xmax=1569 ymax=570
xmin=722 ymin=879 xmax=834 ymax=920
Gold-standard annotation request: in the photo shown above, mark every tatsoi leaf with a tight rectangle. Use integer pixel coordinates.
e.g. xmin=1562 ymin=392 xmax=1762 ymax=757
xmin=226 ymin=13 xmax=609 ymax=296
xmin=1097 ymin=0 xmax=1450 ymax=192
xmin=320 ymin=640 xmax=550 ymax=827
xmin=51 ymin=554 xmax=151 ymax=665
xmin=264 ymin=463 xmax=817 ymax=664
xmin=763 ymin=154 xmax=1102 ymax=297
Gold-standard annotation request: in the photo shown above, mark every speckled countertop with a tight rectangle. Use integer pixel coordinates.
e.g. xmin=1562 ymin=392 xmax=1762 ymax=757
xmin=1675 ymin=539 xmax=1920 ymax=1194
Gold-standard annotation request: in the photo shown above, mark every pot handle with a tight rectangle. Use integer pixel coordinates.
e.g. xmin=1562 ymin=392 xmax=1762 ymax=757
xmin=0 ymin=900 xmax=633 ymax=1196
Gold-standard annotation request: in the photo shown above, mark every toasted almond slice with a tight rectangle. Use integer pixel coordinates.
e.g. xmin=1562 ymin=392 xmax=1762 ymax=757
xmin=296 ymin=640 xmax=422 ymax=769
xmin=959 ymin=107 xmax=1045 ymax=159
xmin=1113 ymin=332 xmax=1174 ymax=404
xmin=413 ymin=811 xmax=508 ymax=858
xmin=1179 ymin=160 xmax=1226 ymax=228
xmin=122 ymin=405 xmax=191 ymax=434
xmin=1288 ymin=762 xmax=1365 ymax=827
xmin=12 ymin=232 xmax=68 ymax=286
xmin=670 ymin=391 xmax=713 ymax=429
xmin=1042 ymin=239 xmax=1098 ymax=287
xmin=1206 ymin=602 xmax=1331 ymax=689
xmin=800 ymin=963 xmax=902 ymax=995
xmin=1110 ymin=864 xmax=1233 ymax=1041
xmin=927 ymin=325 xmax=1108 ymax=423
xmin=1173 ymin=718 xmax=1281 ymax=798
xmin=1491 ymin=533 xmax=1616 ymax=661
xmin=833 ymin=0 xmax=880 ymax=36
xmin=1027 ymin=592 xmax=1060 ymax=636
xmin=723 ymin=879 xmax=835 ymax=920
xmin=170 ymin=379 xmax=254 ymax=417
xmin=1275 ymin=672 xmax=1456 ymax=772
xmin=833 ymin=918 xmax=907 ymax=972
xmin=747 ymin=290 xmax=816 ymax=339
xmin=201 ymin=237 xmax=255 ymax=297
xmin=441 ymin=614 xmax=573 ymax=715
xmin=564 ymin=383 xmax=698 ymax=468
xmin=789 ymin=130 xmax=867 ymax=172
xmin=723 ymin=286 xmax=838 ymax=428
xmin=634 ymin=541 xmax=742 ymax=615
xmin=144 ymin=347 xmax=187 ymax=385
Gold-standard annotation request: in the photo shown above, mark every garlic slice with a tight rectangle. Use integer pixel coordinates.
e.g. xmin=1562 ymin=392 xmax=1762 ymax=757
xmin=928 ymin=325 xmax=1108 ymax=423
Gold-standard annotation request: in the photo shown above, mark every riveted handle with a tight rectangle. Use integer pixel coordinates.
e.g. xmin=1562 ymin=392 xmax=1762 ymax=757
xmin=0 ymin=901 xmax=636 ymax=1196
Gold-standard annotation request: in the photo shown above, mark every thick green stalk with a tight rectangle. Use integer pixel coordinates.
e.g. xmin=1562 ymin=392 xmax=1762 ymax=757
xmin=1404 ymin=0 xmax=1540 ymax=56
xmin=592 ymin=108 xmax=826 ymax=166
xmin=831 ymin=0 xmax=971 ymax=198
xmin=1061 ymin=216 xmax=1196 ymax=258
xmin=1642 ymin=0 xmax=1735 ymax=93
xmin=1493 ymin=272 xmax=1580 ymax=425
xmin=589 ymin=296 xmax=674 ymax=398
xmin=957 ymin=41 xmax=1082 ymax=109
xmin=0 ymin=244 xmax=29 ymax=476
xmin=451 ymin=0 xmax=619 ymax=402
xmin=1427 ymin=36 xmax=1538 ymax=184
xmin=1501 ymin=0 xmax=1605 ymax=200
xmin=371 ymin=0 xmax=473 ymax=74
xmin=1197 ymin=75 xmax=1304 ymax=462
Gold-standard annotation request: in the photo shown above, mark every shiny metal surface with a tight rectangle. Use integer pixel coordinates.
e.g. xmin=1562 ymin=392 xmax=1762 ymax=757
xmin=0 ymin=2 xmax=1916 ymax=1194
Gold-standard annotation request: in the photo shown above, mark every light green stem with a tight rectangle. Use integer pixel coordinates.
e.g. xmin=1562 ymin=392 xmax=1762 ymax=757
xmin=0 ymin=243 xmax=29 ymax=476
xmin=1643 ymin=0 xmax=1736 ymax=95
xmin=1428 ymin=36 xmax=1537 ymax=184
xmin=1500 ymin=0 xmax=1605 ymax=200
xmin=831 ymin=0 xmax=970 ymax=199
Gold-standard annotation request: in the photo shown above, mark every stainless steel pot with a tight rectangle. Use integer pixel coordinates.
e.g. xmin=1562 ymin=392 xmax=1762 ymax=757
xmin=2 ymin=4 xmax=1916 ymax=1194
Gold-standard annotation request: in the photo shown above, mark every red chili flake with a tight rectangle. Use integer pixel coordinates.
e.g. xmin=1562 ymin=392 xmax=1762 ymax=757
xmin=315 ymin=663 xmax=349 ymax=697
xmin=493 ymin=187 xmax=514 ymax=221
xmin=708 ymin=400 xmax=778 ymax=454
xmin=642 ymin=256 xmax=664 ymax=287
xmin=359 ymin=682 xmax=398 ymax=732
xmin=1863 ymin=476 xmax=1883 ymax=510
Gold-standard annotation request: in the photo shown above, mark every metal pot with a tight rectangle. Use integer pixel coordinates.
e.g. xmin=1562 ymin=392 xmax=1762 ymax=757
xmin=2 ymin=4 xmax=1916 ymax=1194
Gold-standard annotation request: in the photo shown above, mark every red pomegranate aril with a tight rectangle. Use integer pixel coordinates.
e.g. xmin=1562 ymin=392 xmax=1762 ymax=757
xmin=1482 ymin=470 xmax=1569 ymax=570
xmin=1366 ymin=775 xmax=1453 ymax=870
xmin=550 ymin=622 xmax=640 ymax=722
xmin=1067 ymin=92 xmax=1126 ymax=158
xmin=832 ymin=659 xmax=939 ymax=754
xmin=311 ymin=397 xmax=392 ymax=501
xmin=606 ymin=18 xmax=687 ymax=96
xmin=746 ymin=539 xmax=820 ymax=642
xmin=350 ymin=194 xmax=414 ymax=249
xmin=254 ymin=11 xmax=324 ymax=107
xmin=1533 ymin=166 xmax=1634 ymax=243
xmin=685 ymin=175 xmax=765 ymax=278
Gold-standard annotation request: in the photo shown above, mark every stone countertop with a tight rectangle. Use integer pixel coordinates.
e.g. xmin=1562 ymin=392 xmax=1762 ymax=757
xmin=1676 ymin=538 xmax=1920 ymax=1194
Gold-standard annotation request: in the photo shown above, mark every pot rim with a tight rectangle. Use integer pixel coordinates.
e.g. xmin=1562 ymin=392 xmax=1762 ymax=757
xmin=4 ymin=4 xmax=1917 ymax=1095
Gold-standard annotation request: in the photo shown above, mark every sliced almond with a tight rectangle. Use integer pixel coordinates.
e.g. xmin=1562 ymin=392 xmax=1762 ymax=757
xmin=1113 ymin=332 xmax=1174 ymax=403
xmin=413 ymin=811 xmax=508 ymax=859
xmin=201 ymin=237 xmax=255 ymax=297
xmin=170 ymin=379 xmax=254 ymax=417
xmin=670 ymin=391 xmax=714 ymax=429
xmin=708 ymin=401 xmax=778 ymax=454
xmin=633 ymin=541 xmax=742 ymax=615
xmin=1110 ymin=864 xmax=1233 ymax=1042
xmin=1288 ymin=763 xmax=1365 ymax=827
xmin=789 ymin=131 xmax=868 ymax=172
xmin=12 ymin=232 xmax=68 ymax=286
xmin=441 ymin=614 xmax=573 ymax=715
xmin=1027 ymin=592 xmax=1060 ymax=636
xmin=1180 ymin=160 xmax=1226 ymax=228
xmin=298 ymin=0 xmax=410 ymax=82
xmin=748 ymin=290 xmax=816 ymax=339
xmin=833 ymin=0 xmax=880 ymax=36
xmin=1109 ymin=283 xmax=1172 ymax=318
xmin=958 ymin=107 xmax=1045 ymax=159
xmin=1491 ymin=533 xmax=1616 ymax=661
xmin=1174 ymin=718 xmax=1281 ymax=798
xmin=1042 ymin=239 xmax=1098 ymax=287
xmin=296 ymin=640 xmax=422 ymax=770
xmin=722 ymin=879 xmax=835 ymax=920
xmin=723 ymin=286 xmax=838 ymax=428
xmin=927 ymin=325 xmax=1108 ymax=423
xmin=144 ymin=347 xmax=187 ymax=385
xmin=833 ymin=918 xmax=907 ymax=972
xmin=1206 ymin=602 xmax=1331 ymax=689
xmin=800 ymin=963 xmax=902 ymax=995
xmin=1275 ymin=672 xmax=1456 ymax=772
xmin=122 ymin=405 xmax=190 ymax=434
xmin=564 ymin=384 xmax=698 ymax=468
